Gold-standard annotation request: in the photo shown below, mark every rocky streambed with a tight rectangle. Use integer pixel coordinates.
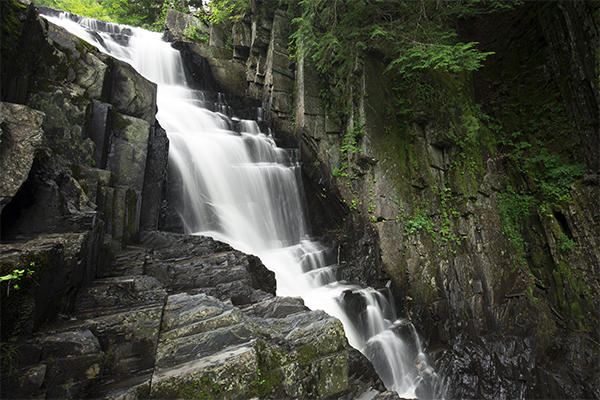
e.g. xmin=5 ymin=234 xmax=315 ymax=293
xmin=2 ymin=231 xmax=397 ymax=399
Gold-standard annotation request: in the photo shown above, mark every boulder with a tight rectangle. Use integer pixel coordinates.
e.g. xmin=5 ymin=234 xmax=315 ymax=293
xmin=108 ymin=58 xmax=157 ymax=124
xmin=164 ymin=8 xmax=209 ymax=43
xmin=140 ymin=231 xmax=276 ymax=302
xmin=150 ymin=344 xmax=258 ymax=399
xmin=0 ymin=102 xmax=44 ymax=212
xmin=74 ymin=275 xmax=167 ymax=313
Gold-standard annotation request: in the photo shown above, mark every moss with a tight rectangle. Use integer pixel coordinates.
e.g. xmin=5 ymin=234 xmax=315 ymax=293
xmin=151 ymin=376 xmax=221 ymax=399
xmin=297 ymin=345 xmax=319 ymax=368
xmin=248 ymin=341 xmax=284 ymax=397
xmin=108 ymin=172 xmax=116 ymax=188
xmin=67 ymin=163 xmax=85 ymax=180
xmin=0 ymin=1 xmax=26 ymax=55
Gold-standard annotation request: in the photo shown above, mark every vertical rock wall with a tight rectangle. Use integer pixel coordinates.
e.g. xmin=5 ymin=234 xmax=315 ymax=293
xmin=167 ymin=1 xmax=599 ymax=398
xmin=0 ymin=1 xmax=168 ymax=340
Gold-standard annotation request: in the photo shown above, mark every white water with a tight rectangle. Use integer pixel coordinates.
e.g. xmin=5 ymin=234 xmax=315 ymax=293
xmin=42 ymin=11 xmax=442 ymax=399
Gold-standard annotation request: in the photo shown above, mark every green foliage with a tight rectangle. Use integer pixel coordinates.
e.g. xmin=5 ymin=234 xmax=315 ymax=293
xmin=525 ymin=150 xmax=586 ymax=202
xmin=497 ymin=186 xmax=537 ymax=261
xmin=403 ymin=210 xmax=434 ymax=236
xmin=103 ymin=0 xmax=168 ymax=31
xmin=207 ymin=0 xmax=250 ymax=23
xmin=184 ymin=25 xmax=209 ymax=43
xmin=35 ymin=0 xmax=112 ymax=20
xmin=290 ymin=0 xmax=502 ymax=95
xmin=341 ymin=121 xmax=363 ymax=157
xmin=0 ymin=264 xmax=35 ymax=296
xmin=557 ymin=234 xmax=577 ymax=253
xmin=35 ymin=0 xmax=176 ymax=31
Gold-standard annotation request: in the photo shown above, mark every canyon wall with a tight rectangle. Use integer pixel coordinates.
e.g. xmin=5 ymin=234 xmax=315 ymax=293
xmin=165 ymin=2 xmax=599 ymax=398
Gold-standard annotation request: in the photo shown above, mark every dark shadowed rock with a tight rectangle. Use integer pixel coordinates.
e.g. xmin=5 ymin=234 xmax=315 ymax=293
xmin=140 ymin=122 xmax=169 ymax=231
xmin=0 ymin=102 xmax=45 ymax=212
xmin=1 ymin=149 xmax=96 ymax=236
xmin=89 ymin=100 xmax=113 ymax=169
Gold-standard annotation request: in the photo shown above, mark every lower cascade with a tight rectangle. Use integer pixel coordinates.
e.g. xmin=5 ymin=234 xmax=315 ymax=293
xmin=43 ymin=11 xmax=444 ymax=399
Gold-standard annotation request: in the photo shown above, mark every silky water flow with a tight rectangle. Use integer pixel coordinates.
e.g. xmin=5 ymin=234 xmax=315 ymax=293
xmin=42 ymin=11 xmax=444 ymax=399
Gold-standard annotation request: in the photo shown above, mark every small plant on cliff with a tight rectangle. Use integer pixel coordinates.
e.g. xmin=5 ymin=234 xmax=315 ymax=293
xmin=403 ymin=210 xmax=434 ymax=236
xmin=0 ymin=265 xmax=35 ymax=296
xmin=557 ymin=234 xmax=577 ymax=253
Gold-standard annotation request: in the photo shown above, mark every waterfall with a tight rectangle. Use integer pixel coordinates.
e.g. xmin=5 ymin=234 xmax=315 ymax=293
xmin=42 ymin=11 xmax=443 ymax=399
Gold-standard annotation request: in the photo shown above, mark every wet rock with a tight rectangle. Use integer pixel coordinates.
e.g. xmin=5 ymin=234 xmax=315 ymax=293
xmin=139 ymin=122 xmax=169 ymax=231
xmin=43 ymin=352 xmax=104 ymax=398
xmin=82 ymin=304 xmax=163 ymax=376
xmin=0 ymin=230 xmax=108 ymax=341
xmin=140 ymin=231 xmax=275 ymax=303
xmin=10 ymin=364 xmax=46 ymax=399
xmin=37 ymin=329 xmax=102 ymax=359
xmin=89 ymin=100 xmax=113 ymax=169
xmin=156 ymin=293 xmax=254 ymax=366
xmin=108 ymin=59 xmax=157 ymax=124
xmin=246 ymin=295 xmax=308 ymax=318
xmin=1 ymin=1 xmax=49 ymax=104
xmin=27 ymin=83 xmax=95 ymax=166
xmin=74 ymin=275 xmax=167 ymax=313
xmin=160 ymin=293 xmax=241 ymax=337
xmin=150 ymin=344 xmax=258 ymax=399
xmin=1 ymin=150 xmax=96 ymax=236
xmin=95 ymin=185 xmax=141 ymax=250
xmin=45 ymin=22 xmax=110 ymax=100
xmin=348 ymin=348 xmax=386 ymax=391
xmin=0 ymin=102 xmax=44 ymax=212
xmin=106 ymin=113 xmax=151 ymax=193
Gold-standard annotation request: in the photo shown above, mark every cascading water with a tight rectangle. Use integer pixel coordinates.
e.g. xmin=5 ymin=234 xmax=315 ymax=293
xmin=42 ymin=10 xmax=443 ymax=399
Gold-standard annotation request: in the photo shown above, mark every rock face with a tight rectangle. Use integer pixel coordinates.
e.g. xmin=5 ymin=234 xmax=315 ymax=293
xmin=1 ymin=232 xmax=388 ymax=399
xmin=0 ymin=2 xmax=391 ymax=399
xmin=1 ymin=1 xmax=165 ymax=252
xmin=3 ymin=1 xmax=598 ymax=399
xmin=161 ymin=2 xmax=599 ymax=399
xmin=0 ymin=0 xmax=160 ymax=374
xmin=0 ymin=102 xmax=44 ymax=212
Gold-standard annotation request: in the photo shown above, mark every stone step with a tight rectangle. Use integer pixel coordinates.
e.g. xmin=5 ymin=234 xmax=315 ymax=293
xmin=73 ymin=275 xmax=167 ymax=314
xmin=96 ymin=371 xmax=152 ymax=399
xmin=110 ymin=246 xmax=151 ymax=276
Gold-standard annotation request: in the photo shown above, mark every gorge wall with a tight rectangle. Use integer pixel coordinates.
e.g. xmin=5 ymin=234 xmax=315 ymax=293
xmin=162 ymin=1 xmax=599 ymax=398
xmin=1 ymin=0 xmax=598 ymax=399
